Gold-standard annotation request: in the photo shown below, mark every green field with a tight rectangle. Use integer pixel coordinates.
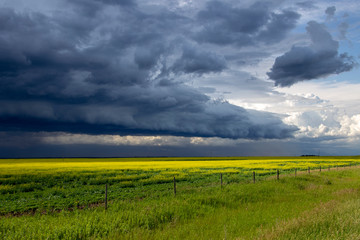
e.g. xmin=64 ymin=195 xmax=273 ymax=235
xmin=1 ymin=156 xmax=360 ymax=239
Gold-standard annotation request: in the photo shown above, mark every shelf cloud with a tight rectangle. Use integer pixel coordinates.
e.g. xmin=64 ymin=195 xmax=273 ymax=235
xmin=0 ymin=3 xmax=298 ymax=140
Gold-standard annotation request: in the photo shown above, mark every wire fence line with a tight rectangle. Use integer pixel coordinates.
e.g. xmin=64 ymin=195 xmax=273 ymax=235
xmin=2 ymin=162 xmax=358 ymax=216
xmin=101 ymin=162 xmax=358 ymax=210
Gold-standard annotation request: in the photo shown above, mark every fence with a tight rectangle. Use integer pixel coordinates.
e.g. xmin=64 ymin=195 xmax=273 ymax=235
xmin=102 ymin=163 xmax=358 ymax=210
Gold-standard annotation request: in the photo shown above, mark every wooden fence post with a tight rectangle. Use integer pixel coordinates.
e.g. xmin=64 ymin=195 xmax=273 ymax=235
xmin=105 ymin=184 xmax=108 ymax=210
xmin=308 ymin=167 xmax=310 ymax=174
xmin=328 ymin=166 xmax=330 ymax=171
xmin=320 ymin=166 xmax=321 ymax=172
xmin=173 ymin=176 xmax=176 ymax=196
xmin=295 ymin=168 xmax=297 ymax=177
xmin=277 ymin=169 xmax=279 ymax=180
xmin=253 ymin=171 xmax=255 ymax=184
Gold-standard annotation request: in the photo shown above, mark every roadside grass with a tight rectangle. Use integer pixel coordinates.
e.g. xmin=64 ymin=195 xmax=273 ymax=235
xmin=258 ymin=198 xmax=360 ymax=240
xmin=1 ymin=165 xmax=360 ymax=239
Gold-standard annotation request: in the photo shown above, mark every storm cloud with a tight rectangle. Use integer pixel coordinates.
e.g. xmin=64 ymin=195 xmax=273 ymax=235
xmin=267 ymin=21 xmax=356 ymax=87
xmin=325 ymin=6 xmax=336 ymax=20
xmin=296 ymin=1 xmax=317 ymax=10
xmin=0 ymin=2 xmax=298 ymax=140
xmin=195 ymin=1 xmax=300 ymax=46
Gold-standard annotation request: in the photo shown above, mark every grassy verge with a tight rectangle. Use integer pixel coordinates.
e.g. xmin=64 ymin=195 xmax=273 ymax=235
xmin=2 ymin=168 xmax=360 ymax=239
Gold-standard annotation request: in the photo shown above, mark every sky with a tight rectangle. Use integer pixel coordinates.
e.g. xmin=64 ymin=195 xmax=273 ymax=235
xmin=0 ymin=0 xmax=359 ymax=157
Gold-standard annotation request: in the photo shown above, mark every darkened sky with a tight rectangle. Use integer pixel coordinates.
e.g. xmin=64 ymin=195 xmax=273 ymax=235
xmin=0 ymin=0 xmax=359 ymax=157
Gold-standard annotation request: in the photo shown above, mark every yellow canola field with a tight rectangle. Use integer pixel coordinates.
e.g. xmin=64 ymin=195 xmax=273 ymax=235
xmin=1 ymin=157 xmax=359 ymax=174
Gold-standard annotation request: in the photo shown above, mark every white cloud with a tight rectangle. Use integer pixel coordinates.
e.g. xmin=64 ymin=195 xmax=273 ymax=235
xmin=41 ymin=133 xmax=242 ymax=146
xmin=271 ymin=81 xmax=360 ymax=140
xmin=339 ymin=114 xmax=360 ymax=136
xmin=276 ymin=81 xmax=360 ymax=114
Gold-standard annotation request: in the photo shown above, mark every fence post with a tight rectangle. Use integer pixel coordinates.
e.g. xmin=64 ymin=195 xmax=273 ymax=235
xmin=337 ymin=165 xmax=338 ymax=170
xmin=320 ymin=166 xmax=321 ymax=172
xmin=173 ymin=176 xmax=176 ymax=196
xmin=253 ymin=171 xmax=255 ymax=184
xmin=295 ymin=168 xmax=297 ymax=177
xmin=277 ymin=169 xmax=279 ymax=180
xmin=328 ymin=166 xmax=330 ymax=171
xmin=105 ymin=184 xmax=108 ymax=210
xmin=308 ymin=167 xmax=310 ymax=174
xmin=220 ymin=173 xmax=223 ymax=188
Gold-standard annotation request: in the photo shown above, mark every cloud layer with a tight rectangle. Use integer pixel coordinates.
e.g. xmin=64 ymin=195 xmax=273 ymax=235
xmin=267 ymin=21 xmax=356 ymax=87
xmin=195 ymin=1 xmax=300 ymax=46
xmin=0 ymin=2 xmax=300 ymax=140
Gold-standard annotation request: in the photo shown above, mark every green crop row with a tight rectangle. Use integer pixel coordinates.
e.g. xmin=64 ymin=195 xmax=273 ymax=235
xmin=2 ymin=168 xmax=360 ymax=239
xmin=1 ymin=157 xmax=360 ymax=214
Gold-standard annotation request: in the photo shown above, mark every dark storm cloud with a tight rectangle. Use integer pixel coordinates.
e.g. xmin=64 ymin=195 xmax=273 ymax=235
xmin=0 ymin=1 xmax=298 ymax=139
xmin=325 ymin=6 xmax=336 ymax=20
xmin=194 ymin=1 xmax=300 ymax=47
xmin=171 ymin=44 xmax=227 ymax=74
xmin=296 ymin=1 xmax=317 ymax=10
xmin=0 ymin=140 xmax=305 ymax=158
xmin=68 ymin=0 xmax=136 ymax=17
xmin=257 ymin=10 xmax=300 ymax=44
xmin=267 ymin=21 xmax=356 ymax=87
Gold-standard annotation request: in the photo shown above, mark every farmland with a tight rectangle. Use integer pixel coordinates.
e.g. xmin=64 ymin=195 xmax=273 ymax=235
xmin=1 ymin=156 xmax=360 ymax=239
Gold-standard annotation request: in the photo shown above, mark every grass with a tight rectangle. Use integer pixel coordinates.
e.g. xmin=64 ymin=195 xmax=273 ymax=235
xmin=1 ymin=157 xmax=360 ymax=239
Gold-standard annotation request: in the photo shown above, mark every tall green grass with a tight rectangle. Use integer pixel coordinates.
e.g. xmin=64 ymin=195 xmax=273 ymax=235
xmin=2 ymin=168 xmax=360 ymax=239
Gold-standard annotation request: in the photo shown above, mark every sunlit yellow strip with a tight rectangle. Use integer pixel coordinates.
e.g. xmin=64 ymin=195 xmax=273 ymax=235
xmin=0 ymin=158 xmax=359 ymax=173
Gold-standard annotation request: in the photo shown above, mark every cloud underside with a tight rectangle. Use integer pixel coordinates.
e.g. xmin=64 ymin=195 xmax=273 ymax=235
xmin=0 ymin=98 xmax=297 ymax=139
xmin=0 ymin=2 xmax=300 ymax=140
xmin=267 ymin=21 xmax=356 ymax=87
